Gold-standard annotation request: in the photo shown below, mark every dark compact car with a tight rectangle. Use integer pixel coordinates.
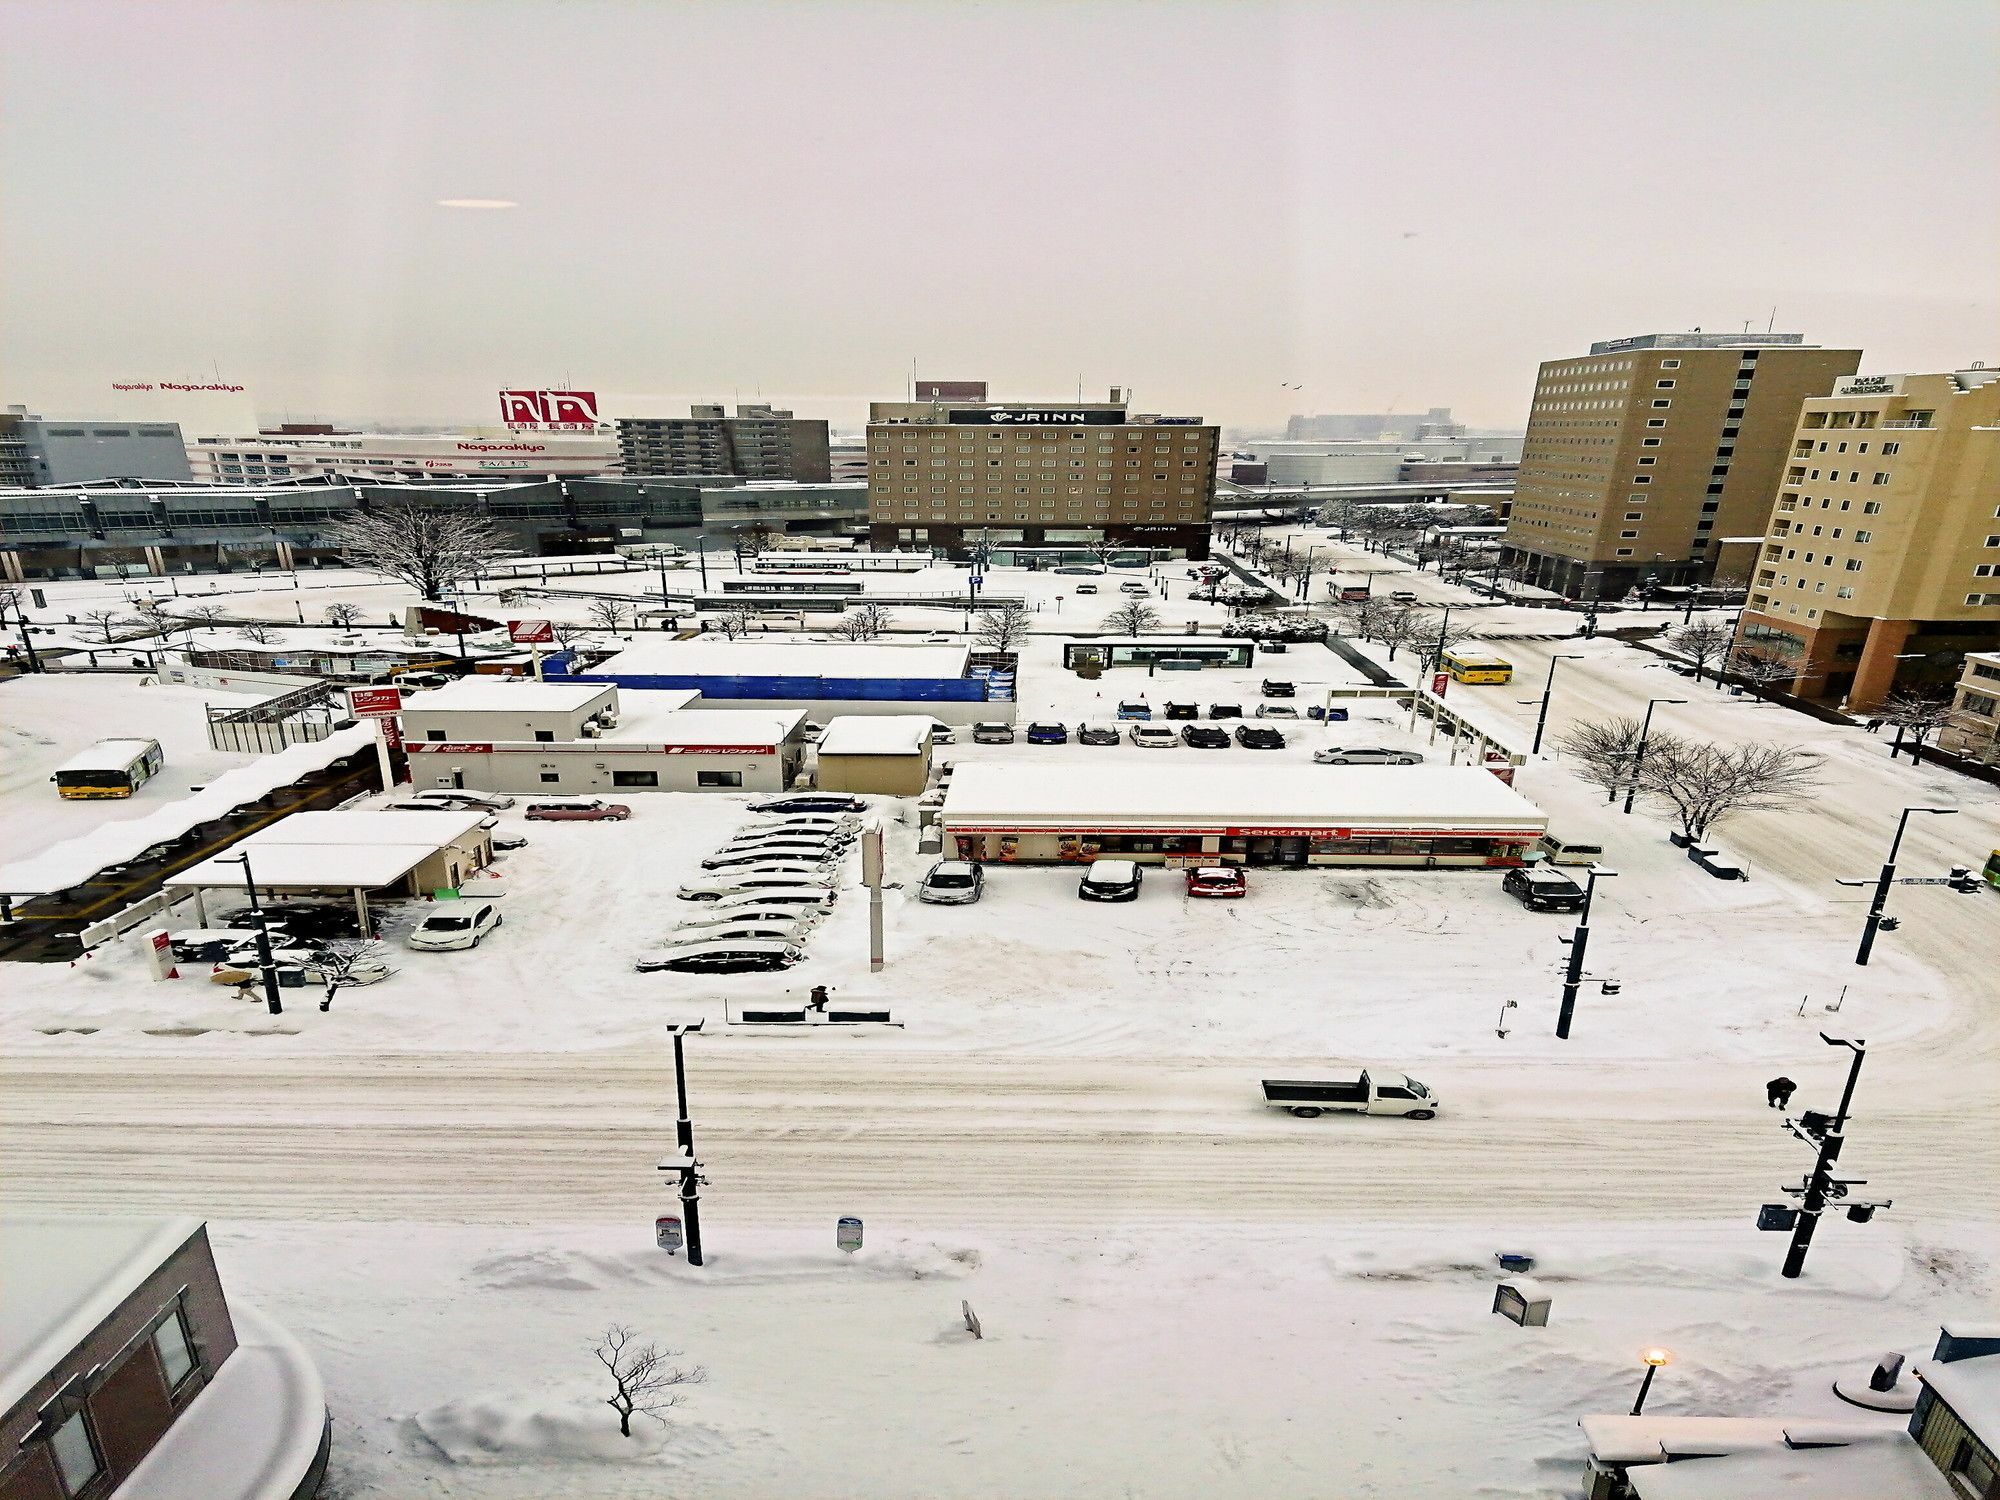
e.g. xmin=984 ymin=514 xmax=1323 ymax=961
xmin=1163 ymin=702 xmax=1200 ymax=720
xmin=1261 ymin=680 xmax=1296 ymax=698
xmin=1181 ymin=724 xmax=1230 ymax=748
xmin=1078 ymin=724 xmax=1122 ymax=746
xmin=1208 ymin=703 xmax=1244 ymax=720
xmin=1503 ymin=866 xmax=1588 ymax=912
xmin=748 ymin=793 xmax=867 ymax=815
xmin=1025 ymin=721 xmax=1070 ymax=744
xmin=1235 ymin=724 xmax=1286 ymax=749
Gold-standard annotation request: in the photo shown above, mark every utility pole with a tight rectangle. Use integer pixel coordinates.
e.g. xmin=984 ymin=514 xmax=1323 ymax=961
xmin=1554 ymin=866 xmax=1617 ymax=1040
xmin=658 ymin=1022 xmax=707 ymax=1267
xmin=5 ymin=595 xmax=42 ymax=673
xmin=1429 ymin=603 xmax=1452 ymax=673
xmin=1847 ymin=806 xmax=1957 ymax=965
xmin=1779 ymin=1035 xmax=1890 ymax=1279
xmin=1527 ymin=654 xmax=1584 ymax=755
xmin=216 ymin=853 xmax=283 ymax=1015
xmin=1623 ymin=697 xmax=1687 ymax=814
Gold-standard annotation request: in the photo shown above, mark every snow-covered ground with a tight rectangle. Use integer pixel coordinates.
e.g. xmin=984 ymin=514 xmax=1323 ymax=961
xmin=4 ymin=564 xmax=1997 ymax=1499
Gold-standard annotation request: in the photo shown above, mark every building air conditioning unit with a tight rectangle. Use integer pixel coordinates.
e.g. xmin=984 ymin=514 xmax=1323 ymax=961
xmin=580 ymin=721 xmax=602 ymax=737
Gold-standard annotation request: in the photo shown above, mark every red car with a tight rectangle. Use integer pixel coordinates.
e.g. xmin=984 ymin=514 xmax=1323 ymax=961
xmin=524 ymin=799 xmax=632 ymax=822
xmin=1185 ymin=866 xmax=1247 ymax=899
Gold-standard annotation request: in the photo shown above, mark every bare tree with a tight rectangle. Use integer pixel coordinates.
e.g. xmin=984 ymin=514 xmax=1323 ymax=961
xmin=79 ymin=608 xmax=131 ymax=644
xmin=548 ymin=618 xmax=595 ymax=653
xmin=325 ymin=500 xmax=510 ymax=602
xmin=1376 ymin=603 xmax=1430 ymax=662
xmin=178 ymin=603 xmax=226 ymax=628
xmin=1556 ymin=716 xmax=1649 ymax=803
xmin=592 ymin=1325 xmax=704 ymax=1438
xmin=1667 ymin=618 xmax=1734 ymax=684
xmin=1729 ymin=639 xmax=1804 ymax=694
xmin=830 ymin=601 xmax=890 ymax=642
xmin=239 ymin=620 xmax=277 ymax=644
xmin=713 ymin=606 xmax=756 ymax=641
xmin=973 ymin=603 xmax=1030 ymax=652
xmin=587 ymin=598 xmax=631 ymax=636
xmin=1638 ymin=737 xmax=1823 ymax=843
xmin=307 ymin=939 xmax=390 ymax=1012
xmin=735 ymin=523 xmax=777 ymax=558
xmin=1333 ymin=595 xmax=1394 ymax=645
xmin=1877 ymin=688 xmax=1955 ymax=764
xmin=1102 ymin=600 xmax=1162 ymax=636
xmin=1409 ymin=607 xmax=1480 ymax=669
xmin=323 ymin=602 xmax=363 ymax=628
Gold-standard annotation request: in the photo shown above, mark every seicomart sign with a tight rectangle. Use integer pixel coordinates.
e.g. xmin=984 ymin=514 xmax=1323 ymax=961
xmin=947 ymin=408 xmax=1126 ymax=426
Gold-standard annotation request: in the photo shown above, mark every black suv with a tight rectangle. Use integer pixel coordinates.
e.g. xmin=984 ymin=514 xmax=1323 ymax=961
xmin=1235 ymin=723 xmax=1285 ymax=749
xmin=1163 ymin=702 xmax=1200 ymax=720
xmin=1181 ymin=724 xmax=1229 ymax=748
xmin=1261 ymin=680 xmax=1296 ymax=698
xmin=1208 ymin=703 xmax=1244 ymax=719
xmin=1502 ymin=866 xmax=1587 ymax=912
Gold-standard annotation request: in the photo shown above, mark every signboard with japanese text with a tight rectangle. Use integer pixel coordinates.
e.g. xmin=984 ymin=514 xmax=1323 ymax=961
xmin=656 ymin=1215 xmax=683 ymax=1253
xmin=501 ymin=389 xmax=601 ymax=430
xmin=508 ymin=619 xmax=555 ymax=644
xmin=947 ymin=408 xmax=1125 ymax=426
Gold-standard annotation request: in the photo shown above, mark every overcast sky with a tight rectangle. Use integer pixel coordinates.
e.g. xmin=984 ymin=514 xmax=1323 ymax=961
xmin=4 ymin=0 xmax=1994 ymax=434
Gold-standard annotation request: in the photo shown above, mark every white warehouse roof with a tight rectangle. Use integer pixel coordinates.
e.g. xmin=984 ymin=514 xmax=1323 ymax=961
xmin=401 ymin=679 xmax=613 ymax=713
xmin=587 ymin=638 xmax=970 ymax=680
xmin=940 ymin=763 xmax=1548 ymax=834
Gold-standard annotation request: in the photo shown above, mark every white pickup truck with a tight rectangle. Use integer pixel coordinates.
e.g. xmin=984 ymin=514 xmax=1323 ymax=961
xmin=1262 ymin=1069 xmax=1439 ymax=1119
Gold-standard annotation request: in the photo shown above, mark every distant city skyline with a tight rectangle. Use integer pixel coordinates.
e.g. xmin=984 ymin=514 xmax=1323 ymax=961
xmin=3 ymin=0 xmax=1993 ymax=435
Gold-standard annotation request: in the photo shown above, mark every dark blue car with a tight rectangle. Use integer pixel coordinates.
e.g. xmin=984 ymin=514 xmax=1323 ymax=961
xmin=1025 ymin=721 xmax=1069 ymax=744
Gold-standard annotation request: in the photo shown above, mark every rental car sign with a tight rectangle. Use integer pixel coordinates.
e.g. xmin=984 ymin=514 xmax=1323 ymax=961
xmin=508 ymin=619 xmax=555 ymax=644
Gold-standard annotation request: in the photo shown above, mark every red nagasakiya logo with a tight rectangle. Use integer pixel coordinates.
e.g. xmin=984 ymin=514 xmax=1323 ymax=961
xmin=500 ymin=390 xmax=600 ymax=429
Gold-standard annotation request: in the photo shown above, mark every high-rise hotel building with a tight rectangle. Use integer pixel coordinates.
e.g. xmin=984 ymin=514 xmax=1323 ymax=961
xmin=865 ymin=390 xmax=1216 ymax=558
xmin=1500 ymin=332 xmax=1860 ymax=600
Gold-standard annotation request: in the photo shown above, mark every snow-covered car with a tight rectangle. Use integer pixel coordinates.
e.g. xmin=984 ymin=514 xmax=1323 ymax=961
xmin=677 ymin=871 xmax=839 ymax=901
xmin=654 ymin=918 xmax=816 ymax=951
xmin=971 ymin=722 xmax=1016 ymax=744
xmin=639 ymin=941 xmax=806 ymax=974
xmin=715 ymin=832 xmax=852 ymax=858
xmin=406 ymin=902 xmax=503 ymax=952
xmin=1073 ymin=583 xmax=1099 ymax=594
xmin=524 ymin=800 xmax=632 ymax=821
xmin=1256 ymin=704 xmax=1301 ymax=719
xmin=724 ymin=820 xmax=858 ymax=844
xmin=1077 ymin=724 xmax=1122 ymax=746
xmin=1163 ymin=702 xmax=1200 ymax=720
xmin=701 ymin=846 xmax=842 ymax=871
xmin=918 ymin=861 xmax=984 ymax=905
xmin=1185 ymin=866 xmax=1247 ymax=899
xmin=1260 ymin=680 xmax=1296 ymax=698
xmin=748 ymin=793 xmax=867 ymax=815
xmin=677 ymin=903 xmax=826 ymax=933
xmin=1208 ymin=703 xmax=1244 ymax=719
xmin=408 ymin=788 xmax=517 ymax=811
xmin=1119 ymin=581 xmax=1149 ymax=594
xmin=1235 ymin=724 xmax=1285 ymax=749
xmin=1503 ymin=866 xmax=1587 ymax=912
xmin=1054 ymin=565 xmax=1104 ymax=576
xmin=1128 ymin=723 xmax=1178 ymax=748
xmin=1025 ymin=722 xmax=1069 ymax=744
xmin=925 ymin=720 xmax=958 ymax=744
xmin=1078 ymin=859 xmax=1142 ymax=903
xmin=705 ymin=888 xmax=837 ymax=914
xmin=1115 ymin=701 xmax=1151 ymax=720
xmin=1313 ymin=747 xmax=1424 ymax=766
xmin=383 ymin=803 xmax=501 ymax=831
xmin=1180 ymin=724 xmax=1230 ymax=748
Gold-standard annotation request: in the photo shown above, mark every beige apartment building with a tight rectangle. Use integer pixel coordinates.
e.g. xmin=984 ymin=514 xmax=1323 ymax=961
xmin=865 ymin=391 xmax=1217 ymax=559
xmin=1940 ymin=651 xmax=2000 ymax=765
xmin=1501 ymin=332 xmax=1861 ymax=600
xmin=1737 ymin=367 xmax=2000 ymax=710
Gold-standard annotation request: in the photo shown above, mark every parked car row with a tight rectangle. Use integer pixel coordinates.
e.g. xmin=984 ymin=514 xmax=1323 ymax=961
xmin=995 ymin=720 xmax=1296 ymax=749
xmin=1076 ymin=860 xmax=1251 ymax=902
xmin=648 ymin=800 xmax=869 ymax=972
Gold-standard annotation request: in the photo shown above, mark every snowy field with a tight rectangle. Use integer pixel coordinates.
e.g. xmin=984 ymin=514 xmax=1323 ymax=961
xmin=5 ymin=563 xmax=1999 ymax=1500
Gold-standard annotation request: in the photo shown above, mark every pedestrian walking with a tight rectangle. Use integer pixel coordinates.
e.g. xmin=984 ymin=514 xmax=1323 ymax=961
xmin=809 ymin=984 xmax=831 ymax=1013
xmin=1766 ymin=1076 xmax=1797 ymax=1109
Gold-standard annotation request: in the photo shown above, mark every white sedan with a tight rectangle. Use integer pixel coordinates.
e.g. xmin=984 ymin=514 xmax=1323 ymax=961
xmin=1313 ymin=746 xmax=1425 ymax=766
xmin=677 ymin=903 xmax=827 ymax=932
xmin=677 ymin=870 xmax=840 ymax=901
xmin=406 ymin=902 xmax=503 ymax=951
xmin=1128 ymin=723 xmax=1179 ymax=748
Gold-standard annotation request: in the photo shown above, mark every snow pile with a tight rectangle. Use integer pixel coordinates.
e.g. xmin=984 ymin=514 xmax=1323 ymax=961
xmin=408 ymin=1398 xmax=729 ymax=1465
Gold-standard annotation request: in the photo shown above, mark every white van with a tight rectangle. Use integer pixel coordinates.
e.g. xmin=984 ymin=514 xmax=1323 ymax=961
xmin=1536 ymin=834 xmax=1605 ymax=866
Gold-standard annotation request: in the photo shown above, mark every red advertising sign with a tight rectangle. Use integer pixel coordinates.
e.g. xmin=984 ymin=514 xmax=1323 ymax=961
xmin=500 ymin=389 xmax=600 ymax=430
xmin=407 ymin=743 xmax=495 ymax=755
xmin=508 ymin=619 xmax=555 ymax=644
xmin=1432 ymin=672 xmax=1449 ymax=696
xmin=347 ymin=686 xmax=403 ymax=717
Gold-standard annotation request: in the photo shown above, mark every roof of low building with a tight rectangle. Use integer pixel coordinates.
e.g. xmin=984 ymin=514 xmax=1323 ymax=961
xmin=816 ymin=715 xmax=934 ymax=756
xmin=0 ymin=1216 xmax=206 ymax=1414
xmin=1916 ymin=1353 xmax=2000 ymax=1444
xmin=1625 ymin=1431 xmax=1954 ymax=1500
xmin=585 ymin=637 xmax=970 ymax=680
xmin=401 ymin=679 xmax=613 ymax=713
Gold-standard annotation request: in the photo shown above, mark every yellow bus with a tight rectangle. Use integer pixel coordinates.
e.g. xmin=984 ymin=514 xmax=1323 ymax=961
xmin=1983 ymin=849 xmax=2000 ymax=891
xmin=51 ymin=738 xmax=165 ymax=799
xmin=1441 ymin=650 xmax=1514 ymax=685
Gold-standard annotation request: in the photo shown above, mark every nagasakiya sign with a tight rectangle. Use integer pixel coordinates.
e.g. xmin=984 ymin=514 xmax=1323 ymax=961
xmin=948 ymin=409 xmax=1127 ymax=426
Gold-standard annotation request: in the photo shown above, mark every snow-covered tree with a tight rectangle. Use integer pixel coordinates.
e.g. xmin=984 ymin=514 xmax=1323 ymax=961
xmin=325 ymin=500 xmax=509 ymax=602
xmin=973 ymin=603 xmax=1030 ymax=652
xmin=238 ymin=620 xmax=277 ymax=644
xmin=79 ymin=608 xmax=131 ymax=643
xmin=832 ymin=602 xmax=890 ymax=641
xmin=1729 ymin=639 xmax=1804 ymax=694
xmin=1102 ymin=600 xmax=1162 ymax=636
xmin=1668 ymin=618 xmax=1734 ymax=684
xmin=1637 ymin=736 xmax=1823 ymax=842
xmin=713 ymin=607 xmax=756 ymax=640
xmin=1878 ymin=688 xmax=1955 ymax=763
xmin=1557 ymin=716 xmax=1649 ymax=803
xmin=323 ymin=602 xmax=363 ymax=628
xmin=308 ymin=939 xmax=389 ymax=1011
xmin=587 ymin=598 xmax=631 ymax=636
xmin=593 ymin=1326 xmax=703 ymax=1438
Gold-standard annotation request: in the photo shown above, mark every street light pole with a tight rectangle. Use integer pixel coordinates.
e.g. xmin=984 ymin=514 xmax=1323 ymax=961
xmin=1781 ymin=1035 xmax=1869 ymax=1279
xmin=1622 ymin=697 xmax=1687 ymax=814
xmin=216 ymin=853 xmax=283 ymax=1015
xmin=1631 ymin=1349 xmax=1673 ymax=1415
xmin=1429 ymin=603 xmax=1452 ymax=673
xmin=1529 ymin=655 xmax=1584 ymax=755
xmin=1555 ymin=865 xmax=1617 ymax=1040
xmin=1855 ymin=806 xmax=1956 ymax=965
xmin=664 ymin=1022 xmax=706 ymax=1267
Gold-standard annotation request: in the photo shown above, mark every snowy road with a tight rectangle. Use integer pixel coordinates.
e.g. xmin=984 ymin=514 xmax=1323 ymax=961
xmin=7 ymin=1047 xmax=1996 ymax=1227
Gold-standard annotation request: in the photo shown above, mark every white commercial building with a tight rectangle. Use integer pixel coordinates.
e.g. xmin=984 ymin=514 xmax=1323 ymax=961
xmin=401 ymin=687 xmax=806 ymax=796
xmin=185 ymin=431 xmax=619 ymax=484
xmin=939 ymin=762 xmax=1548 ymax=868
xmin=1244 ymin=435 xmax=1524 ymax=487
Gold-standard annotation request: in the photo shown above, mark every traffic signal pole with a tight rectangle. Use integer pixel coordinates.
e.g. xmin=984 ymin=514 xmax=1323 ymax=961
xmin=1781 ymin=1039 xmax=1867 ymax=1279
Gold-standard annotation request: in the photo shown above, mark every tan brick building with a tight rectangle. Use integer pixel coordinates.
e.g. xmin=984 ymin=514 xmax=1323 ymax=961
xmin=1940 ymin=651 xmax=2000 ymax=765
xmin=1501 ymin=333 xmax=1860 ymax=600
xmin=865 ymin=393 xmax=1216 ymax=559
xmin=1737 ymin=367 xmax=2000 ymax=710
